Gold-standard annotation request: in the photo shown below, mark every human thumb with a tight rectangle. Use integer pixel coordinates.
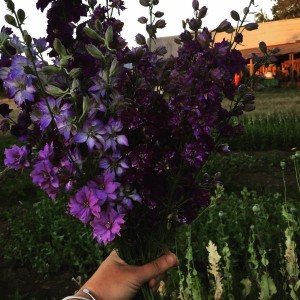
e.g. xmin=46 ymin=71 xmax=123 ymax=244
xmin=136 ymin=252 xmax=178 ymax=284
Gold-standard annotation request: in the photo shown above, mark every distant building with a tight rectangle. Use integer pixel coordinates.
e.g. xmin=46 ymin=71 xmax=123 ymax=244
xmin=155 ymin=18 xmax=300 ymax=83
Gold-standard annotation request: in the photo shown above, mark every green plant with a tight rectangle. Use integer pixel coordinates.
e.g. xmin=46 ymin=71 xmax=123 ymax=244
xmin=0 ymin=194 xmax=108 ymax=277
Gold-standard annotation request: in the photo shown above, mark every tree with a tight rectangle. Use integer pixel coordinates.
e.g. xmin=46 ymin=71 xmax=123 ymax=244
xmin=271 ymin=0 xmax=300 ymax=20
xmin=254 ymin=9 xmax=270 ymax=22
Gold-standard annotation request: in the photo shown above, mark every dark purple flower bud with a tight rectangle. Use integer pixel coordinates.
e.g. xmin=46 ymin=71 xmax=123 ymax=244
xmin=155 ymin=19 xmax=166 ymax=29
xmin=192 ymin=0 xmax=199 ymax=11
xmin=154 ymin=11 xmax=164 ymax=18
xmin=198 ymin=6 xmax=208 ymax=18
xmin=155 ymin=45 xmax=167 ymax=56
xmin=36 ymin=0 xmax=52 ymax=12
xmin=0 ymin=103 xmax=13 ymax=117
xmin=259 ymin=41 xmax=267 ymax=54
xmin=88 ymin=0 xmax=97 ymax=9
xmin=188 ymin=18 xmax=202 ymax=31
xmin=0 ymin=119 xmax=10 ymax=133
xmin=245 ymin=23 xmax=258 ymax=31
xmin=135 ymin=33 xmax=146 ymax=45
xmin=146 ymin=24 xmax=157 ymax=38
xmin=243 ymin=7 xmax=249 ymax=15
xmin=152 ymin=0 xmax=159 ymax=4
xmin=5 ymin=15 xmax=17 ymax=27
xmin=230 ymin=10 xmax=240 ymax=21
xmin=138 ymin=16 xmax=148 ymax=24
xmin=270 ymin=47 xmax=280 ymax=55
xmin=234 ymin=33 xmax=243 ymax=44
xmin=243 ymin=93 xmax=255 ymax=102
xmin=215 ymin=19 xmax=231 ymax=32
xmin=139 ymin=0 xmax=150 ymax=7
xmin=5 ymin=0 xmax=15 ymax=11
xmin=197 ymin=30 xmax=210 ymax=48
xmin=226 ymin=25 xmax=234 ymax=34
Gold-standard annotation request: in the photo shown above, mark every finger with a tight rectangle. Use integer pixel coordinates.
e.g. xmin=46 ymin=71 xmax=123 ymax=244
xmin=137 ymin=252 xmax=178 ymax=284
xmin=148 ymin=274 xmax=165 ymax=289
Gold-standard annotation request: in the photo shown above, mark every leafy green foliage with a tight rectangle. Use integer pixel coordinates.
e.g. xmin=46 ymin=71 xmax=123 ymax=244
xmin=0 ymin=194 xmax=108 ymax=276
xmin=229 ymin=112 xmax=300 ymax=151
xmin=271 ymin=0 xmax=300 ymax=20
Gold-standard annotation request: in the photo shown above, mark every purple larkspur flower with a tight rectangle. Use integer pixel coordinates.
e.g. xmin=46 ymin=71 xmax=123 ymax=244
xmin=10 ymin=35 xmax=25 ymax=52
xmin=74 ymin=119 xmax=106 ymax=151
xmin=4 ymin=75 xmax=36 ymax=106
xmin=30 ymin=160 xmax=59 ymax=200
xmin=116 ymin=187 xmax=142 ymax=213
xmin=88 ymin=171 xmax=120 ymax=202
xmin=91 ymin=207 xmax=125 ymax=245
xmin=99 ymin=151 xmax=129 ymax=177
xmin=32 ymin=37 xmax=49 ymax=53
xmin=128 ymin=144 xmax=154 ymax=170
xmin=182 ymin=141 xmax=211 ymax=168
xmin=37 ymin=142 xmax=54 ymax=160
xmin=104 ymin=118 xmax=128 ymax=151
xmin=4 ymin=145 xmax=30 ymax=170
xmin=69 ymin=186 xmax=101 ymax=224
xmin=32 ymin=97 xmax=74 ymax=139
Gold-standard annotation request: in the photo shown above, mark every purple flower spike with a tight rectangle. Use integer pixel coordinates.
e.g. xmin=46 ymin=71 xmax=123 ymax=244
xmin=91 ymin=207 xmax=125 ymax=245
xmin=69 ymin=186 xmax=101 ymax=224
xmin=4 ymin=145 xmax=30 ymax=170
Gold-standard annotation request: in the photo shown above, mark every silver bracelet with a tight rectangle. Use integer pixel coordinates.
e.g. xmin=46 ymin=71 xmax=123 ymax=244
xmin=62 ymin=288 xmax=97 ymax=300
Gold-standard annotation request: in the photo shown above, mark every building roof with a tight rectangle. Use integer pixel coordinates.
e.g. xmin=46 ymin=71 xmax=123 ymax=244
xmin=156 ymin=18 xmax=300 ymax=59
xmin=240 ymin=41 xmax=300 ymax=59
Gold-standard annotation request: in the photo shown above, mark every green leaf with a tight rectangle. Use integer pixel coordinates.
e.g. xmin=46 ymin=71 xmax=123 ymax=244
xmin=105 ymin=26 xmax=113 ymax=48
xmin=45 ymin=85 xmax=69 ymax=97
xmin=240 ymin=278 xmax=252 ymax=297
xmin=68 ymin=68 xmax=82 ymax=79
xmin=53 ymin=38 xmax=67 ymax=56
xmin=86 ymin=44 xmax=105 ymax=60
xmin=42 ymin=65 xmax=61 ymax=75
xmin=83 ymin=27 xmax=103 ymax=41
xmin=109 ymin=58 xmax=120 ymax=77
xmin=259 ymin=273 xmax=277 ymax=300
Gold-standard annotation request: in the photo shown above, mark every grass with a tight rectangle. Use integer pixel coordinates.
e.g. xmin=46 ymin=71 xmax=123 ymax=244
xmin=223 ymin=86 xmax=300 ymax=116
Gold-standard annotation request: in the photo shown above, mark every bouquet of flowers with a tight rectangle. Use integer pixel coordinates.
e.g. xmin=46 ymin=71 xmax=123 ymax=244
xmin=0 ymin=0 xmax=274 ymax=298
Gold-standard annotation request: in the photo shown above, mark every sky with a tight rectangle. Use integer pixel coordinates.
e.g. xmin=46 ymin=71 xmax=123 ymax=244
xmin=0 ymin=0 xmax=274 ymax=47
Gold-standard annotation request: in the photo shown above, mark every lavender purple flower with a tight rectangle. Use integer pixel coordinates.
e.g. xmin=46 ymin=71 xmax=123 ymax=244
xmin=91 ymin=207 xmax=125 ymax=245
xmin=69 ymin=186 xmax=101 ymax=224
xmin=4 ymin=145 xmax=29 ymax=170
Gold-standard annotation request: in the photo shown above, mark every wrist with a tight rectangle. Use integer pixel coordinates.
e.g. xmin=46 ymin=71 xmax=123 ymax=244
xmin=75 ymin=288 xmax=100 ymax=300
